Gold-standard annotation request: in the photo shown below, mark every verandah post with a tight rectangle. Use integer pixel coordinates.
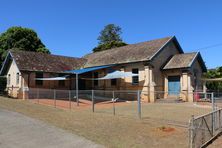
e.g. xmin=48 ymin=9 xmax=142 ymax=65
xmin=37 ymin=88 xmax=39 ymax=104
xmin=54 ymin=89 xmax=56 ymax=108
xmin=137 ymin=90 xmax=141 ymax=119
xmin=69 ymin=90 xmax=71 ymax=110
xmin=92 ymin=90 xmax=94 ymax=112
xmin=112 ymin=91 xmax=115 ymax=116
xmin=76 ymin=74 xmax=79 ymax=106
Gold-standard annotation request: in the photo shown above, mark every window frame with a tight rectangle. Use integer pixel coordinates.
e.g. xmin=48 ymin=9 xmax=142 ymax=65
xmin=16 ymin=73 xmax=20 ymax=85
xmin=8 ymin=74 xmax=11 ymax=85
xmin=111 ymin=79 xmax=117 ymax=86
xmin=132 ymin=68 xmax=139 ymax=85
xmin=94 ymin=72 xmax=99 ymax=86
xmin=35 ymin=72 xmax=43 ymax=86
xmin=58 ymin=74 xmax=65 ymax=87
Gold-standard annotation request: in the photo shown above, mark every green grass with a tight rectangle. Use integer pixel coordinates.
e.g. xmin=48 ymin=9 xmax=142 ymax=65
xmin=96 ymin=102 xmax=212 ymax=123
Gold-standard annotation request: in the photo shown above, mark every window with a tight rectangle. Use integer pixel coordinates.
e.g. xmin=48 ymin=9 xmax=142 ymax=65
xmin=111 ymin=79 xmax=117 ymax=86
xmin=16 ymin=73 xmax=20 ymax=85
xmin=94 ymin=72 xmax=99 ymax=86
xmin=193 ymin=69 xmax=199 ymax=90
xmin=108 ymin=68 xmax=117 ymax=86
xmin=59 ymin=74 xmax=65 ymax=87
xmin=36 ymin=73 xmax=43 ymax=86
xmin=8 ymin=74 xmax=11 ymax=85
xmin=132 ymin=68 xmax=139 ymax=85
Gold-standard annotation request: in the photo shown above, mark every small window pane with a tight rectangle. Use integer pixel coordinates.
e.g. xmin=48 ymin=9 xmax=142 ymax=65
xmin=8 ymin=74 xmax=11 ymax=85
xmin=16 ymin=73 xmax=19 ymax=85
xmin=132 ymin=68 xmax=139 ymax=85
xmin=36 ymin=73 xmax=43 ymax=86
xmin=111 ymin=79 xmax=117 ymax=86
xmin=59 ymin=74 xmax=65 ymax=87
xmin=94 ymin=72 xmax=98 ymax=86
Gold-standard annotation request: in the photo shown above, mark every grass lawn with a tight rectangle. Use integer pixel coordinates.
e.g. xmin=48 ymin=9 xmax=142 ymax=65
xmin=0 ymin=97 xmax=211 ymax=148
xmin=95 ymin=101 xmax=212 ymax=124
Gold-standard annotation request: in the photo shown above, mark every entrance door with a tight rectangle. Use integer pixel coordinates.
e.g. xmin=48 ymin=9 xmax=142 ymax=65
xmin=168 ymin=76 xmax=180 ymax=95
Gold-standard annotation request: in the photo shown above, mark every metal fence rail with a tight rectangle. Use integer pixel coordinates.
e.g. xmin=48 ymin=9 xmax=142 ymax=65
xmin=25 ymin=88 xmax=142 ymax=118
xmin=189 ymin=108 xmax=222 ymax=148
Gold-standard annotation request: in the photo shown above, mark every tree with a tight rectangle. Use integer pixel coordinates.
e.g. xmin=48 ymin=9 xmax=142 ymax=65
xmin=0 ymin=26 xmax=50 ymax=66
xmin=204 ymin=67 xmax=222 ymax=91
xmin=93 ymin=24 xmax=127 ymax=52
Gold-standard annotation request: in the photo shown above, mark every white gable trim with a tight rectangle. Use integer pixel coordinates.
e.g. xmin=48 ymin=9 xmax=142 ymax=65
xmin=188 ymin=52 xmax=199 ymax=67
xmin=0 ymin=51 xmax=21 ymax=76
xmin=148 ymin=37 xmax=174 ymax=61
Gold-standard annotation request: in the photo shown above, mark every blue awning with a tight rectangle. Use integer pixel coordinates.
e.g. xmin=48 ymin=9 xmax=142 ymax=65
xmin=65 ymin=64 xmax=114 ymax=74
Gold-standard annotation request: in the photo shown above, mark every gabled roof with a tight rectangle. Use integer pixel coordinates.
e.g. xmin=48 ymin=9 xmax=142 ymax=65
xmin=0 ymin=36 xmax=189 ymax=75
xmin=84 ymin=36 xmax=179 ymax=67
xmin=163 ymin=52 xmax=207 ymax=72
xmin=0 ymin=50 xmax=87 ymax=75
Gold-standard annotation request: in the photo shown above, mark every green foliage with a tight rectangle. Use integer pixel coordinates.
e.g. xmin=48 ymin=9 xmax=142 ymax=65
xmin=93 ymin=24 xmax=127 ymax=52
xmin=0 ymin=26 xmax=50 ymax=65
xmin=204 ymin=67 xmax=222 ymax=91
xmin=93 ymin=41 xmax=127 ymax=52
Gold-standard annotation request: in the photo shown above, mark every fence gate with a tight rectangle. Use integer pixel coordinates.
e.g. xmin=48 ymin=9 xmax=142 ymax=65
xmin=189 ymin=107 xmax=222 ymax=148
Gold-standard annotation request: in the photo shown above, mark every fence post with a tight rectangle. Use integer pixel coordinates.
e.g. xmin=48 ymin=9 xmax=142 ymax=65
xmin=211 ymin=92 xmax=215 ymax=135
xmin=92 ymin=90 xmax=94 ymax=112
xmin=54 ymin=89 xmax=56 ymax=108
xmin=212 ymin=111 xmax=215 ymax=136
xmin=137 ymin=90 xmax=141 ymax=119
xmin=37 ymin=88 xmax=39 ymax=104
xmin=219 ymin=109 xmax=221 ymax=128
xmin=211 ymin=92 xmax=215 ymax=111
xmin=69 ymin=90 xmax=71 ymax=110
xmin=112 ymin=91 xmax=115 ymax=116
xmin=189 ymin=115 xmax=195 ymax=148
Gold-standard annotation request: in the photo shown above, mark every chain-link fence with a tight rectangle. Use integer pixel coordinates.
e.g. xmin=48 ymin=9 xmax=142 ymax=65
xmin=22 ymin=89 xmax=214 ymax=124
xmin=19 ymin=88 xmax=222 ymax=147
xmin=25 ymin=88 xmax=141 ymax=118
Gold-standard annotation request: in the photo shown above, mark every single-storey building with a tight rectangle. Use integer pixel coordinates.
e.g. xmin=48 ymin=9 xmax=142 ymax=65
xmin=0 ymin=36 xmax=207 ymax=102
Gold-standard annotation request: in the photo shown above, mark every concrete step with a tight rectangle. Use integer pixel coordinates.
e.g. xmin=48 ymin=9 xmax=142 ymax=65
xmin=155 ymin=98 xmax=184 ymax=103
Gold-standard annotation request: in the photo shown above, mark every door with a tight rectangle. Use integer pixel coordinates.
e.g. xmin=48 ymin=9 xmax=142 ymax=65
xmin=168 ymin=76 xmax=180 ymax=95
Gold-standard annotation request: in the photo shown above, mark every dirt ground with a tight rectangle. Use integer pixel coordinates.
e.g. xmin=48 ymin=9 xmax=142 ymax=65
xmin=29 ymin=98 xmax=212 ymax=124
xmin=208 ymin=134 xmax=222 ymax=148
xmin=0 ymin=97 xmax=215 ymax=148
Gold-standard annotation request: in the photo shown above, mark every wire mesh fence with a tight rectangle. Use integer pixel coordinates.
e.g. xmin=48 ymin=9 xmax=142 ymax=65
xmin=24 ymin=88 xmax=141 ymax=118
xmin=92 ymin=90 xmax=139 ymax=118
xmin=27 ymin=88 xmax=77 ymax=109
xmin=23 ymin=89 xmax=214 ymax=123
xmin=19 ymin=88 xmax=222 ymax=147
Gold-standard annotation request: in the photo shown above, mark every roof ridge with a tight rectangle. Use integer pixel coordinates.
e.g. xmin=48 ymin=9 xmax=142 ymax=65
xmin=83 ymin=36 xmax=173 ymax=58
xmin=10 ymin=49 xmax=84 ymax=60
xmin=181 ymin=52 xmax=198 ymax=54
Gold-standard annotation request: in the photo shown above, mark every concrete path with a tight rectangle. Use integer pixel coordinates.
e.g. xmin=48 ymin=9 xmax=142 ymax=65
xmin=0 ymin=109 xmax=103 ymax=148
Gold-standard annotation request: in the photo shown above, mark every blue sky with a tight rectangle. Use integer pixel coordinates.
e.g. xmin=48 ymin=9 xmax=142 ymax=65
xmin=0 ymin=0 xmax=222 ymax=68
